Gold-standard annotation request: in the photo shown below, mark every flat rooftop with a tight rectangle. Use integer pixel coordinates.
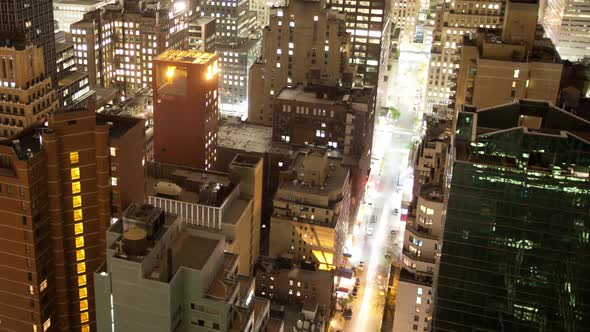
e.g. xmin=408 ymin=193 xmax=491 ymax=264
xmin=57 ymin=71 xmax=87 ymax=88
xmin=276 ymin=84 xmax=373 ymax=112
xmin=156 ymin=49 xmax=217 ymax=65
xmin=206 ymin=253 xmax=239 ymax=300
xmin=53 ymin=0 xmax=112 ymax=6
xmin=96 ymin=113 xmax=143 ymax=139
xmin=218 ymin=117 xmax=272 ymax=153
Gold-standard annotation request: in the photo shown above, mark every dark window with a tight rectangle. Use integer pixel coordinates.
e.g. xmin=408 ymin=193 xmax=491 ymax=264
xmin=213 ymin=323 xmax=220 ymax=330
xmin=198 ymin=320 xmax=204 ymax=326
xmin=67 ymin=120 xmax=77 ymax=125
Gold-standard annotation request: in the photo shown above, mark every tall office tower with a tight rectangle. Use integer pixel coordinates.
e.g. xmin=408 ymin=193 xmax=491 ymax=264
xmin=145 ymin=154 xmax=264 ymax=276
xmin=94 ymin=203 xmax=274 ymax=332
xmin=269 ymin=149 xmax=351 ymax=270
xmin=0 ymin=0 xmax=57 ymax=87
xmin=52 ymin=0 xmax=115 ymax=33
xmin=390 ymin=0 xmax=420 ymax=40
xmin=0 ymin=33 xmax=58 ymax=138
xmin=96 ymin=113 xmax=145 ymax=217
xmin=248 ymin=0 xmax=353 ymax=126
xmin=328 ymin=0 xmax=389 ymax=85
xmin=153 ymin=50 xmax=219 ymax=170
xmin=392 ymin=121 xmax=450 ymax=332
xmin=0 ymin=104 xmax=112 ymax=332
xmin=201 ymin=0 xmax=257 ymax=43
xmin=217 ymin=38 xmax=261 ymax=117
xmin=434 ymin=99 xmax=590 ymax=331
xmin=249 ymin=0 xmax=286 ymax=28
xmin=425 ymin=0 xmax=504 ymax=112
xmin=452 ymin=0 xmax=563 ymax=112
xmin=541 ymin=0 xmax=590 ymax=61
xmin=55 ymin=40 xmax=91 ymax=108
xmin=188 ymin=17 xmax=217 ymax=53
xmin=70 ymin=0 xmax=195 ymax=97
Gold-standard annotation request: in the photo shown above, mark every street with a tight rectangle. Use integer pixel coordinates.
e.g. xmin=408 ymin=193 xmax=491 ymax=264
xmin=332 ymin=44 xmax=429 ymax=332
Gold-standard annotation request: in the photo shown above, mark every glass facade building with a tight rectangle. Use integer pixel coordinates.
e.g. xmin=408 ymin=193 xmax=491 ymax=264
xmin=434 ymin=100 xmax=590 ymax=331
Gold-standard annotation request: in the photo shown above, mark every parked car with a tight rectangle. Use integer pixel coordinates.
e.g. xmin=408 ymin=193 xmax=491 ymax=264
xmin=392 ymin=208 xmax=399 ymax=215
xmin=366 ymin=227 xmax=374 ymax=236
xmin=343 ymin=308 xmax=353 ymax=319
xmin=390 ymin=229 xmax=398 ymax=235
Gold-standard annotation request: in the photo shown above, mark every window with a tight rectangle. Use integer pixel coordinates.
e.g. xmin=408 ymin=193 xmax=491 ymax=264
xmin=416 ymin=296 xmax=422 ymax=304
xmin=289 ymin=279 xmax=293 ymax=286
xmin=78 ymin=275 xmax=87 ymax=287
xmin=74 ymin=223 xmax=84 ymax=235
xmin=80 ymin=312 xmax=89 ymax=323
xmin=79 ymin=299 xmax=88 ymax=311
xmin=212 ymin=323 xmax=220 ymax=330
xmin=72 ymin=195 xmax=82 ymax=208
xmin=197 ymin=320 xmax=204 ymax=326
xmin=413 ymin=325 xmax=418 ymax=331
xmin=81 ymin=325 xmax=90 ymax=332
xmin=111 ymin=177 xmax=118 ymax=186
xmin=79 ymin=287 xmax=88 ymax=299
xmin=77 ymin=262 xmax=86 ymax=274
xmin=42 ymin=318 xmax=51 ymax=332
xmin=71 ymin=167 xmax=80 ymax=180
xmin=40 ymin=279 xmax=48 ymax=292
xmin=110 ymin=147 xmax=116 ymax=156
xmin=74 ymin=209 xmax=83 ymax=221
xmin=75 ymin=236 xmax=84 ymax=248
xmin=70 ymin=152 xmax=79 ymax=164
xmin=76 ymin=249 xmax=85 ymax=261
xmin=72 ymin=182 xmax=81 ymax=194
xmin=513 ymin=69 xmax=519 ymax=78
xmin=289 ymin=289 xmax=293 ymax=295
xmin=417 ymin=287 xmax=423 ymax=295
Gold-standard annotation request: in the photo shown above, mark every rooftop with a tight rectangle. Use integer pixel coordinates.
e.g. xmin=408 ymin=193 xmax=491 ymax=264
xmin=276 ymin=84 xmax=374 ymax=113
xmin=218 ymin=117 xmax=273 ymax=153
xmin=205 ymin=253 xmax=239 ymax=300
xmin=217 ymin=38 xmax=260 ymax=52
xmin=53 ymin=0 xmax=112 ymax=6
xmin=420 ymin=184 xmax=444 ymax=203
xmin=155 ymin=49 xmax=217 ymax=65
xmin=96 ymin=113 xmax=143 ymax=139
xmin=57 ymin=71 xmax=87 ymax=88
xmin=0 ymin=31 xmax=29 ymax=50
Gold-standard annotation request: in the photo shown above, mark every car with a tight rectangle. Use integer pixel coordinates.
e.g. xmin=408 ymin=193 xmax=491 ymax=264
xmin=370 ymin=215 xmax=377 ymax=223
xmin=343 ymin=308 xmax=353 ymax=319
xmin=390 ymin=229 xmax=398 ymax=235
xmin=392 ymin=208 xmax=399 ymax=215
xmin=366 ymin=227 xmax=374 ymax=236
xmin=352 ymin=289 xmax=358 ymax=297
xmin=359 ymin=261 xmax=365 ymax=267
xmin=355 ymin=279 xmax=360 ymax=286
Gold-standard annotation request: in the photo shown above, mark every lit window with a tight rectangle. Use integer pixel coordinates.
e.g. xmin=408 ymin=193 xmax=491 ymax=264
xmin=72 ymin=195 xmax=82 ymax=208
xmin=314 ymin=16 xmax=318 ymax=21
xmin=79 ymin=287 xmax=88 ymax=299
xmin=70 ymin=152 xmax=79 ymax=164
xmin=78 ymin=275 xmax=87 ymax=287
xmin=71 ymin=167 xmax=80 ymax=180
xmin=416 ymin=296 xmax=422 ymax=304
xmin=513 ymin=69 xmax=519 ymax=78
xmin=111 ymin=177 xmax=118 ymax=186
xmin=72 ymin=182 xmax=81 ymax=194
xmin=74 ymin=209 xmax=83 ymax=221
xmin=30 ymin=285 xmax=34 ymax=295
xmin=75 ymin=236 xmax=84 ymax=248
xmin=74 ymin=223 xmax=84 ymax=235
xmin=42 ymin=318 xmax=51 ymax=332
xmin=81 ymin=325 xmax=90 ymax=332
xmin=79 ymin=299 xmax=88 ymax=311
xmin=76 ymin=249 xmax=85 ymax=261
xmin=80 ymin=312 xmax=89 ymax=323
xmin=110 ymin=147 xmax=116 ymax=156
xmin=289 ymin=289 xmax=293 ymax=295
xmin=417 ymin=287 xmax=423 ymax=295
xmin=289 ymin=279 xmax=293 ymax=286
xmin=40 ymin=279 xmax=48 ymax=292
xmin=296 ymin=291 xmax=301 ymax=296
xmin=77 ymin=262 xmax=86 ymax=274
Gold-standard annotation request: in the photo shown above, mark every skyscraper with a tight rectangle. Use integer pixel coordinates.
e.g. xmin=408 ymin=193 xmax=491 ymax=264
xmin=0 ymin=0 xmax=57 ymax=86
xmin=153 ymin=50 xmax=219 ymax=170
xmin=542 ymin=0 xmax=590 ymax=61
xmin=0 ymin=104 xmax=112 ymax=332
xmin=434 ymin=99 xmax=590 ymax=331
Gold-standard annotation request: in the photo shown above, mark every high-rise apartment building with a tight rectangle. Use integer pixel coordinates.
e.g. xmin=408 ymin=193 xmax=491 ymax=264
xmin=0 ymin=33 xmax=58 ymax=138
xmin=249 ymin=0 xmax=286 ymax=28
xmin=541 ymin=0 xmax=590 ymax=61
xmin=426 ymin=0 xmax=504 ymax=111
xmin=328 ymin=0 xmax=389 ymax=84
xmin=52 ymin=0 xmax=115 ymax=33
xmin=0 ymin=0 xmax=57 ymax=87
xmin=94 ymin=203 xmax=274 ymax=332
xmin=269 ymin=149 xmax=351 ymax=270
xmin=390 ymin=0 xmax=420 ymax=40
xmin=248 ymin=0 xmax=353 ymax=126
xmin=452 ymin=0 xmax=563 ymax=112
xmin=145 ymin=154 xmax=263 ymax=276
xmin=0 ymin=104 xmax=112 ymax=332
xmin=70 ymin=0 xmax=195 ymax=96
xmin=153 ymin=50 xmax=219 ymax=170
xmin=201 ymin=0 xmax=257 ymax=43
xmin=188 ymin=17 xmax=217 ymax=53
xmin=434 ymin=99 xmax=590 ymax=331
xmin=217 ymin=38 xmax=261 ymax=118
xmin=55 ymin=40 xmax=91 ymax=108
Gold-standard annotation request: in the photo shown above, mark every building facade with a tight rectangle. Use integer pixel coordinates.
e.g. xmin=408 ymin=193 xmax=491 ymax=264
xmin=94 ymin=203 xmax=273 ymax=332
xmin=70 ymin=0 xmax=195 ymax=96
xmin=153 ymin=50 xmax=219 ymax=170
xmin=434 ymin=100 xmax=590 ymax=331
xmin=542 ymin=0 xmax=590 ymax=61
xmin=189 ymin=17 xmax=217 ymax=53
xmin=53 ymin=0 xmax=115 ymax=33
xmin=269 ymin=149 xmax=351 ymax=270
xmin=201 ymin=0 xmax=257 ymax=43
xmin=248 ymin=0 xmax=353 ymax=126
xmin=0 ymin=0 xmax=57 ymax=87
xmin=328 ymin=0 xmax=389 ymax=85
xmin=55 ymin=40 xmax=91 ymax=108
xmin=0 ymin=34 xmax=58 ymax=138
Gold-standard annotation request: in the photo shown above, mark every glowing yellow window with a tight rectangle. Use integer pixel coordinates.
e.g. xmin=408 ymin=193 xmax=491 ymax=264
xmin=79 ymin=287 xmax=88 ymax=299
xmin=81 ymin=325 xmax=90 ymax=332
xmin=72 ymin=195 xmax=82 ymax=208
xmin=74 ymin=222 xmax=84 ymax=235
xmin=76 ymin=249 xmax=85 ymax=261
xmin=77 ymin=262 xmax=86 ymax=274
xmin=71 ymin=167 xmax=80 ymax=180
xmin=72 ymin=181 xmax=81 ymax=194
xmin=73 ymin=209 xmax=83 ymax=221
xmin=80 ymin=312 xmax=89 ymax=323
xmin=78 ymin=275 xmax=87 ymax=287
xmin=79 ymin=299 xmax=88 ymax=311
xmin=69 ymin=151 xmax=79 ymax=164
xmin=75 ymin=236 xmax=84 ymax=248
